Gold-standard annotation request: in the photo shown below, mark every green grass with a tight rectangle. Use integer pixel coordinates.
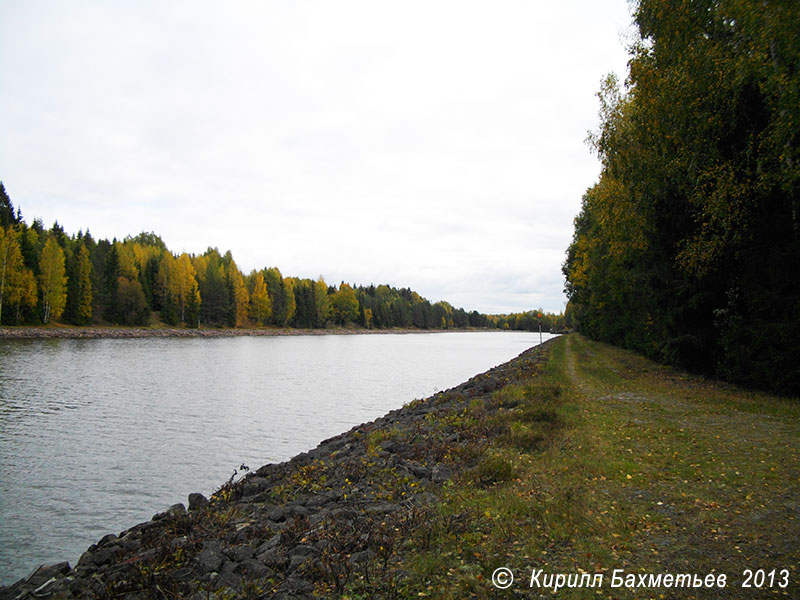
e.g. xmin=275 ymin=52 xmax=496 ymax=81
xmin=357 ymin=334 xmax=800 ymax=599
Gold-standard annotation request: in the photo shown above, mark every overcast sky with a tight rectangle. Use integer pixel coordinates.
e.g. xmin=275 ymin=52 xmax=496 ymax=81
xmin=0 ymin=1 xmax=633 ymax=314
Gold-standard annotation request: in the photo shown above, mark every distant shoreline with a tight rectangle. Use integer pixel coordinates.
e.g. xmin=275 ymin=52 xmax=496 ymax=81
xmin=0 ymin=325 xmax=501 ymax=340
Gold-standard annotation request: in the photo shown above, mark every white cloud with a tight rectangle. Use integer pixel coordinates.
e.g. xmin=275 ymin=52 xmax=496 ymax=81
xmin=0 ymin=0 xmax=633 ymax=313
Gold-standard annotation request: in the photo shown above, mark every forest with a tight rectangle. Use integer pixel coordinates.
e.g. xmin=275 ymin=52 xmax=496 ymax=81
xmin=563 ymin=0 xmax=799 ymax=395
xmin=0 ymin=184 xmax=562 ymax=334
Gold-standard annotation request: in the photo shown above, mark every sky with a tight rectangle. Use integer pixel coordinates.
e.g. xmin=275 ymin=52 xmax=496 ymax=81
xmin=0 ymin=1 xmax=633 ymax=315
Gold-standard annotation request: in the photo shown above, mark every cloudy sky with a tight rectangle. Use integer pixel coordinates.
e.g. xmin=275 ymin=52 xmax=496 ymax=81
xmin=0 ymin=1 xmax=633 ymax=314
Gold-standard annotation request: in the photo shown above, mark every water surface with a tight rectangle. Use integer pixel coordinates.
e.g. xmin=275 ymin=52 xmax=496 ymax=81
xmin=0 ymin=331 xmax=553 ymax=584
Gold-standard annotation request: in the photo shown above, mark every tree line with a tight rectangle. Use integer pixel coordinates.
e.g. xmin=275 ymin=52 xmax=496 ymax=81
xmin=563 ymin=0 xmax=799 ymax=395
xmin=0 ymin=184 xmax=563 ymax=332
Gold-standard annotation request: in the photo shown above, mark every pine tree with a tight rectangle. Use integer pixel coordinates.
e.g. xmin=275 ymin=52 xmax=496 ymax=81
xmin=102 ymin=244 xmax=120 ymax=321
xmin=0 ymin=182 xmax=19 ymax=228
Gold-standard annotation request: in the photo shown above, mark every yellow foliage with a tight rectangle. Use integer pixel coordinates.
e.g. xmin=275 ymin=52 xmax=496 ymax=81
xmin=1 ymin=226 xmax=37 ymax=322
xmin=38 ymin=235 xmax=67 ymax=323
xmin=249 ymin=271 xmax=271 ymax=325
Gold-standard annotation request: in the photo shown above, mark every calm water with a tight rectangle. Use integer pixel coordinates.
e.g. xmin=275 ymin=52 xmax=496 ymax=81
xmin=0 ymin=331 xmax=553 ymax=584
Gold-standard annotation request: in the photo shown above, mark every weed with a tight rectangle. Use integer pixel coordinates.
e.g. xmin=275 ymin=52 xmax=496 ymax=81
xmin=472 ymin=454 xmax=516 ymax=488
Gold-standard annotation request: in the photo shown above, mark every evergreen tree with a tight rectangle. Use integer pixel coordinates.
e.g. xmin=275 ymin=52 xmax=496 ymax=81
xmin=264 ymin=267 xmax=292 ymax=326
xmin=75 ymin=244 xmax=93 ymax=324
xmin=102 ymin=243 xmax=120 ymax=322
xmin=198 ymin=250 xmax=229 ymax=325
xmin=113 ymin=276 xmax=149 ymax=325
xmin=0 ymin=182 xmax=20 ymax=228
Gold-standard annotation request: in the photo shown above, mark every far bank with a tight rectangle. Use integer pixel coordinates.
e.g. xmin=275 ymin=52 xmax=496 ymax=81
xmin=0 ymin=325 xmax=530 ymax=340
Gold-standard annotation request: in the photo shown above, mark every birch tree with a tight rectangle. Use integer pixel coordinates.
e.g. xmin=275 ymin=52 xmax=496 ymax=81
xmin=39 ymin=235 xmax=67 ymax=323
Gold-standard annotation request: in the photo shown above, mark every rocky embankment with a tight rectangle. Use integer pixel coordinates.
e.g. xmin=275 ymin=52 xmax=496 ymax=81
xmin=1 ymin=341 xmax=553 ymax=599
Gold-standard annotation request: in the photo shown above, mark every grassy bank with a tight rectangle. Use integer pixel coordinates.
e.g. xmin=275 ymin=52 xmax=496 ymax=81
xmin=382 ymin=334 xmax=800 ymax=599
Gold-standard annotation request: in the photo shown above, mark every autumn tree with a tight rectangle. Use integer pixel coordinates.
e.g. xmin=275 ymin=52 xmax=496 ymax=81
xmin=282 ymin=277 xmax=296 ymax=325
xmin=1 ymin=226 xmax=36 ymax=324
xmin=72 ymin=244 xmax=93 ymax=324
xmin=331 ymin=282 xmax=359 ymax=325
xmin=313 ymin=278 xmax=332 ymax=327
xmin=39 ymin=235 xmax=67 ymax=323
xmin=176 ymin=253 xmax=200 ymax=325
xmin=225 ymin=260 xmax=249 ymax=327
xmin=248 ymin=270 xmax=271 ymax=325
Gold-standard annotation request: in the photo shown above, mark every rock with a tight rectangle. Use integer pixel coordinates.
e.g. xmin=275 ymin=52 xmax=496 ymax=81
xmin=98 ymin=533 xmax=119 ymax=547
xmin=269 ymin=506 xmax=287 ymax=522
xmin=257 ymin=546 xmax=289 ymax=570
xmin=131 ymin=519 xmax=162 ymax=533
xmin=239 ymin=558 xmax=274 ymax=579
xmin=380 ymin=439 xmax=400 ymax=453
xmin=77 ymin=545 xmax=119 ymax=568
xmin=432 ymin=464 xmax=453 ymax=483
xmin=196 ymin=548 xmax=225 ymax=573
xmin=167 ymin=502 xmax=186 ymax=516
xmin=225 ymin=544 xmax=255 ymax=562
xmin=188 ymin=492 xmax=209 ymax=510
xmin=238 ymin=476 xmax=271 ymax=498
xmin=33 ymin=575 xmax=66 ymax=597
xmin=11 ymin=560 xmax=71 ymax=596
xmin=365 ymin=502 xmax=402 ymax=515
xmin=308 ymin=491 xmax=341 ymax=507
xmin=256 ymin=533 xmax=282 ymax=553
xmin=279 ymin=576 xmax=314 ymax=596
xmin=288 ymin=553 xmax=308 ymax=572
xmin=349 ymin=549 xmax=375 ymax=565
xmin=288 ymin=544 xmax=319 ymax=570
xmin=170 ymin=535 xmax=189 ymax=551
xmin=406 ymin=462 xmax=432 ymax=479
xmin=289 ymin=544 xmax=318 ymax=559
xmin=285 ymin=503 xmax=311 ymax=518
